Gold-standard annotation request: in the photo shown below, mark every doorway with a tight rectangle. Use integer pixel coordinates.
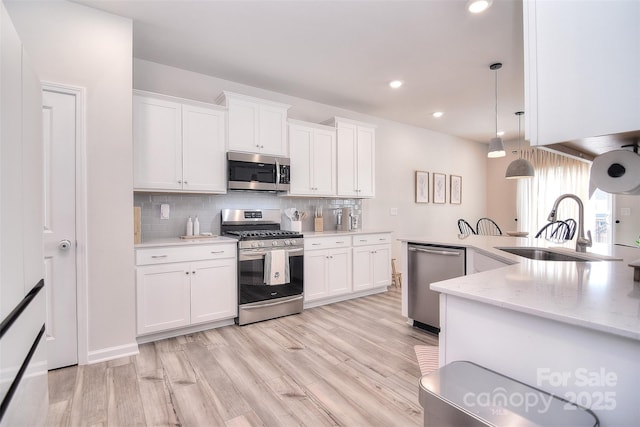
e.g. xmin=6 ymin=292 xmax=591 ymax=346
xmin=42 ymin=84 xmax=87 ymax=369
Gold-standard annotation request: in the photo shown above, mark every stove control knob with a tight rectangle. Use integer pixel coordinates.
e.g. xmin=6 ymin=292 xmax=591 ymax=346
xmin=290 ymin=239 xmax=296 ymax=246
xmin=272 ymin=241 xmax=278 ymax=246
xmin=259 ymin=241 xmax=265 ymax=247
xmin=251 ymin=242 xmax=259 ymax=248
xmin=284 ymin=240 xmax=291 ymax=246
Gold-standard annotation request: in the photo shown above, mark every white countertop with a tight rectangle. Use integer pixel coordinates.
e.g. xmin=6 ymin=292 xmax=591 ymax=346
xmin=302 ymin=229 xmax=392 ymax=237
xmin=399 ymin=234 xmax=640 ymax=341
xmin=135 ymin=236 xmax=238 ymax=248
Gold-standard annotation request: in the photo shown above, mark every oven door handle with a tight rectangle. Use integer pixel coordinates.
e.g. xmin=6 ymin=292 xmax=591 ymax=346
xmin=240 ymin=247 xmax=304 ymax=258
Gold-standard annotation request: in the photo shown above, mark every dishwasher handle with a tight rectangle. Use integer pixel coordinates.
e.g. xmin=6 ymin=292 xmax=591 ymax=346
xmin=409 ymin=246 xmax=462 ymax=256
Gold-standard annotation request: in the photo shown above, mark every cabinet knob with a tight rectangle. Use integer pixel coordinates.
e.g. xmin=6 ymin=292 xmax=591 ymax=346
xmin=178 ymin=179 xmax=182 ymax=184
xmin=192 ymin=271 xmax=196 ymax=274
xmin=186 ymin=271 xmax=190 ymax=275
xmin=183 ymin=180 xmax=188 ymax=184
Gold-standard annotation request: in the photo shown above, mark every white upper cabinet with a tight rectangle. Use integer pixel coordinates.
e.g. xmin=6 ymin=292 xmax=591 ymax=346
xmin=217 ymin=91 xmax=290 ymax=156
xmin=288 ymin=119 xmax=336 ymax=196
xmin=328 ymin=117 xmax=376 ymax=198
xmin=133 ymin=91 xmax=226 ymax=193
xmin=523 ymin=0 xmax=640 ymax=146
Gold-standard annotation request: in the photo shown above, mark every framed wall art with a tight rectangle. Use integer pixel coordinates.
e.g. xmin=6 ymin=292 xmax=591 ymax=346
xmin=415 ymin=171 xmax=429 ymax=203
xmin=433 ymin=173 xmax=446 ymax=204
xmin=450 ymin=175 xmax=462 ymax=204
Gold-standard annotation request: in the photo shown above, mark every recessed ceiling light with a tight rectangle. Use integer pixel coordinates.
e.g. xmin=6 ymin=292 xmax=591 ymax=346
xmin=389 ymin=80 xmax=403 ymax=89
xmin=497 ymin=131 xmax=505 ymax=136
xmin=467 ymin=0 xmax=492 ymax=14
xmin=432 ymin=112 xmax=444 ymax=118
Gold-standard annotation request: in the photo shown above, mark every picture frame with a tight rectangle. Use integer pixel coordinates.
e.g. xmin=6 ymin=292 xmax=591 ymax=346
xmin=450 ymin=175 xmax=462 ymax=204
xmin=433 ymin=173 xmax=446 ymax=204
xmin=415 ymin=171 xmax=429 ymax=203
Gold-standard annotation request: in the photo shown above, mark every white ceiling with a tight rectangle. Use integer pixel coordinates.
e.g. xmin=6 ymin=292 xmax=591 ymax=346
xmin=73 ymin=0 xmax=525 ymax=144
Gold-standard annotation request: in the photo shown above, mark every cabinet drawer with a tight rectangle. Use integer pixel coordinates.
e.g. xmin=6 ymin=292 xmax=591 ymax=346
xmin=352 ymin=233 xmax=391 ymax=246
xmin=136 ymin=243 xmax=236 ymax=266
xmin=304 ymin=236 xmax=351 ymax=250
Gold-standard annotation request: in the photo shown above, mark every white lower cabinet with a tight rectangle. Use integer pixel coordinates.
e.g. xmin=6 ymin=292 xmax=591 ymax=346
xmin=135 ymin=243 xmax=237 ymax=336
xmin=304 ymin=232 xmax=390 ymax=306
xmin=352 ymin=233 xmax=391 ymax=292
xmin=304 ymin=247 xmax=351 ymax=302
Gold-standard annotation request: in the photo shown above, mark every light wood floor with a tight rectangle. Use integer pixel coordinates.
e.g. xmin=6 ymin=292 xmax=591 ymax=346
xmin=47 ymin=287 xmax=437 ymax=426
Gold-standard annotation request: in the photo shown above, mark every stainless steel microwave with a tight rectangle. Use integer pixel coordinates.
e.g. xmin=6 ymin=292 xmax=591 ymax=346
xmin=227 ymin=151 xmax=290 ymax=192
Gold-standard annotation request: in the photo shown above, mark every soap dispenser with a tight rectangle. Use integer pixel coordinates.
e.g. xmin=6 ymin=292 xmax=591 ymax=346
xmin=194 ymin=216 xmax=200 ymax=236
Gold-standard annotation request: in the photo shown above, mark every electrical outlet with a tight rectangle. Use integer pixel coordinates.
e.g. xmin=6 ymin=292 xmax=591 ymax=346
xmin=160 ymin=204 xmax=170 ymax=219
xmin=390 ymin=208 xmax=398 ymax=216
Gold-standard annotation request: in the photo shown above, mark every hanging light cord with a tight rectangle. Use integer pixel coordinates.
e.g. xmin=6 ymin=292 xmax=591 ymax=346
xmin=494 ymin=69 xmax=498 ymax=137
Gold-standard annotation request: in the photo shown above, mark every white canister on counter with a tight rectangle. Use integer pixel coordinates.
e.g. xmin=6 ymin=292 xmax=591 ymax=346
xmin=186 ymin=216 xmax=193 ymax=236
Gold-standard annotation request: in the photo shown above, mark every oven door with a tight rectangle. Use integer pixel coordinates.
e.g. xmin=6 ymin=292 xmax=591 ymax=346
xmin=237 ymin=247 xmax=304 ymax=305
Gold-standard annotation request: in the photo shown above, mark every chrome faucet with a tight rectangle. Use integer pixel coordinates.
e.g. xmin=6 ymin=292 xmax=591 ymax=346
xmin=547 ymin=193 xmax=592 ymax=252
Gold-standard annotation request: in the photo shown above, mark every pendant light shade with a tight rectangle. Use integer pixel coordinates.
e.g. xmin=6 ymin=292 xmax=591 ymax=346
xmin=487 ymin=63 xmax=505 ymax=158
xmin=505 ymin=111 xmax=535 ymax=179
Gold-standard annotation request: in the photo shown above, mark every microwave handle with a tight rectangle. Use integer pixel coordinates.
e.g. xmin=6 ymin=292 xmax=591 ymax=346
xmin=275 ymin=158 xmax=281 ymax=185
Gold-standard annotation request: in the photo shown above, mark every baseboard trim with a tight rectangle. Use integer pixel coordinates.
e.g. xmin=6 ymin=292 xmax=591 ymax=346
xmin=86 ymin=342 xmax=139 ymax=365
xmin=304 ymin=285 xmax=388 ymax=309
xmin=136 ymin=318 xmax=235 ymax=344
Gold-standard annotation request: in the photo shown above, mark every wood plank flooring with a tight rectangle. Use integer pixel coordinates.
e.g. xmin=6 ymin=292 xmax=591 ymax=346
xmin=47 ymin=287 xmax=437 ymax=426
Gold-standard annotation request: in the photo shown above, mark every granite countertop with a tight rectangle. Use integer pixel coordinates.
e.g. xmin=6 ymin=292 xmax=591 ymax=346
xmin=135 ymin=235 xmax=238 ymax=248
xmin=398 ymin=234 xmax=640 ymax=341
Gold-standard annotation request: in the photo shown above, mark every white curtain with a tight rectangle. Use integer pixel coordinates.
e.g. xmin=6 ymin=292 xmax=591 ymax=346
xmin=517 ymin=148 xmax=591 ymax=235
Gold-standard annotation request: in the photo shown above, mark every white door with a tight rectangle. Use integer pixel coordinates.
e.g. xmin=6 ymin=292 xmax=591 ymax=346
xmin=42 ymin=89 xmax=78 ymax=369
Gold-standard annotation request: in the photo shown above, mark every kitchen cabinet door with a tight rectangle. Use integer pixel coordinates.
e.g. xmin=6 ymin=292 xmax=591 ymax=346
xmin=190 ymin=259 xmax=237 ymax=324
xmin=327 ymin=248 xmax=351 ymax=296
xmin=133 ymin=95 xmax=182 ymax=190
xmin=288 ymin=124 xmax=314 ymax=195
xmin=371 ymin=245 xmax=391 ymax=288
xmin=136 ymin=263 xmax=191 ymax=335
xmin=335 ymin=119 xmax=376 ymax=198
xmin=313 ymin=127 xmax=336 ymax=196
xmin=523 ymin=0 xmax=640 ymax=146
xmin=182 ymin=104 xmax=226 ymax=193
xmin=353 ymin=244 xmax=390 ymax=292
xmin=303 ymin=250 xmax=329 ymax=302
xmin=289 ymin=121 xmax=336 ymax=196
xmin=336 ymin=122 xmax=358 ymax=197
xmin=226 ymin=96 xmax=260 ymax=154
xmin=355 ymin=126 xmax=375 ymax=197
xmin=259 ymin=103 xmax=288 ymax=156
xmin=222 ymin=92 xmax=290 ymax=156
xmin=352 ymin=246 xmax=374 ymax=292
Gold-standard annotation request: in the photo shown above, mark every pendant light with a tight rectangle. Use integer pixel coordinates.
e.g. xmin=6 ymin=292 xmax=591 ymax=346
xmin=487 ymin=63 xmax=505 ymax=158
xmin=505 ymin=111 xmax=535 ymax=179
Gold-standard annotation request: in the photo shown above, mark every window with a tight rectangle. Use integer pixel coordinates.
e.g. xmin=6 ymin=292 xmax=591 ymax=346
xmin=516 ymin=148 xmax=609 ymax=242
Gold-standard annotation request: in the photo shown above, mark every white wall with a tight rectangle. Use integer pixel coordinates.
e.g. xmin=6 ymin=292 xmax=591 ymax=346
xmin=6 ymin=0 xmax=136 ymax=360
xmin=486 ymin=139 xmax=520 ymax=232
xmin=134 ymin=59 xmax=489 ymax=258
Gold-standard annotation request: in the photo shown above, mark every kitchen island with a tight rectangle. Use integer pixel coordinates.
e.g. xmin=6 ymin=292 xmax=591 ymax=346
xmin=399 ymin=235 xmax=640 ymax=426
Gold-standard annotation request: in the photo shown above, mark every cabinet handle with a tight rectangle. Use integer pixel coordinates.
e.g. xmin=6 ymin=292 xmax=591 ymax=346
xmin=151 ymin=255 xmax=168 ymax=259
xmin=312 ymin=243 xmax=321 ymax=246
xmin=211 ymin=250 xmax=225 ymax=254
xmin=336 ymin=241 xmax=345 ymax=244
xmin=379 ymin=238 xmax=386 ymax=241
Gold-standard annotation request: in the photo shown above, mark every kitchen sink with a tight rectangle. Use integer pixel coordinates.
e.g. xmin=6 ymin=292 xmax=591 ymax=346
xmin=495 ymin=247 xmax=622 ymax=262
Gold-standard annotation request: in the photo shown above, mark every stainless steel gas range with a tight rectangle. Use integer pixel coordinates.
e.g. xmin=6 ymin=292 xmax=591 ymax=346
xmin=221 ymin=209 xmax=304 ymax=325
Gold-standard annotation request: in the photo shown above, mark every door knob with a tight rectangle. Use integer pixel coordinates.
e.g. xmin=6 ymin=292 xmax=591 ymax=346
xmin=58 ymin=239 xmax=72 ymax=250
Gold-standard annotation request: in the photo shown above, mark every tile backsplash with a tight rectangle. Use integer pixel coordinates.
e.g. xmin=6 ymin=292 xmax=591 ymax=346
xmin=134 ymin=192 xmax=362 ymax=241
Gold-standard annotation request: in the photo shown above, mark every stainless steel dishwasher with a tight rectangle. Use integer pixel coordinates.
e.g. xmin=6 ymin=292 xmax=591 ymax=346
xmin=408 ymin=243 xmax=465 ymax=333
